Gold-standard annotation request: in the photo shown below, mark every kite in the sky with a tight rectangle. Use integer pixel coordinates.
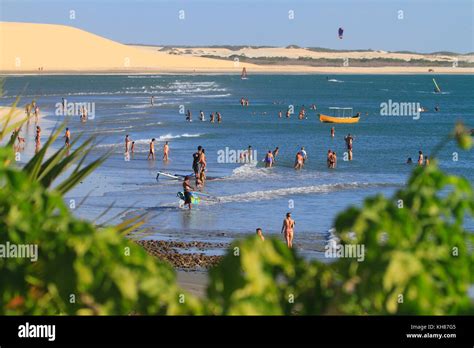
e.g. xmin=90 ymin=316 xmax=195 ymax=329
xmin=338 ymin=27 xmax=344 ymax=39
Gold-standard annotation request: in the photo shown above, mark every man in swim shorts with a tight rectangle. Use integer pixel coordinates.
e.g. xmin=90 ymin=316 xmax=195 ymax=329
xmin=281 ymin=212 xmax=295 ymax=248
xmin=264 ymin=150 xmax=274 ymax=168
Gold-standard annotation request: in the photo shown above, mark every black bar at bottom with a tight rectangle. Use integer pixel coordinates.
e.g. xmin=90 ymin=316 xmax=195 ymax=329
xmin=0 ymin=316 xmax=472 ymax=346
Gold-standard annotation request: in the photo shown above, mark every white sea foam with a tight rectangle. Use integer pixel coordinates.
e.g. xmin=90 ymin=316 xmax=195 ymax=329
xmin=210 ymin=182 xmax=394 ymax=204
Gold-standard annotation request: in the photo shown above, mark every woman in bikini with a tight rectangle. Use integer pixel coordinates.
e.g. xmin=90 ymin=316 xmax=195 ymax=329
xmin=281 ymin=212 xmax=295 ymax=248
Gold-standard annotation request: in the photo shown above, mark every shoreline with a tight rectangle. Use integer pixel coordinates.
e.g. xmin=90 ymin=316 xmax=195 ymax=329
xmin=1 ymin=67 xmax=473 ymax=76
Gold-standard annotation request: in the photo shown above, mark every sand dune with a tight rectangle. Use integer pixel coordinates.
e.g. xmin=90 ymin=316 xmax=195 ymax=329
xmin=0 ymin=22 xmax=252 ymax=73
xmin=0 ymin=22 xmax=472 ymax=74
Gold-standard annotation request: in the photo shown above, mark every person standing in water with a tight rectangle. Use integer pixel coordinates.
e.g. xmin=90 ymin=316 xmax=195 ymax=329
xmin=163 ymin=141 xmax=169 ymax=162
xmin=151 ymin=96 xmax=155 ymax=106
xmin=417 ymin=150 xmax=424 ymax=166
xmin=192 ymin=146 xmax=203 ymax=177
xmin=130 ymin=141 xmax=135 ymax=154
xmin=200 ymin=110 xmax=205 ymax=121
xmin=294 ymin=151 xmax=304 ymax=170
xmin=217 ymin=112 xmax=222 ymax=123
xmin=300 ymin=147 xmax=308 ymax=164
xmin=147 ymin=138 xmax=156 ymax=160
xmin=272 ymin=146 xmax=279 ymax=162
xmin=210 ymin=112 xmax=215 ymax=123
xmin=182 ymin=176 xmax=194 ymax=210
xmin=35 ymin=126 xmax=41 ymax=147
xmin=281 ymin=212 xmax=295 ymax=248
xmin=256 ymin=228 xmax=265 ymax=241
xmin=186 ymin=110 xmax=192 ymax=122
xmin=64 ymin=128 xmax=71 ymax=147
xmin=125 ymin=134 xmax=132 ymax=153
xmin=345 ymin=134 xmax=353 ymax=160
xmin=278 ymin=111 xmax=282 ymax=118
xmin=330 ymin=127 xmax=335 ymax=138
xmin=264 ymin=150 xmax=274 ymax=168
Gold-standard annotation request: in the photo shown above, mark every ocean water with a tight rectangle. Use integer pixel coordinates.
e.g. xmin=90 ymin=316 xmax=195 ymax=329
xmin=2 ymin=74 xmax=473 ymax=259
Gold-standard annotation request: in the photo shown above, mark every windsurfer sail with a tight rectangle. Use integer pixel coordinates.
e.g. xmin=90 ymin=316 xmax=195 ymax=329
xmin=433 ymin=78 xmax=441 ymax=93
xmin=241 ymin=67 xmax=248 ymax=79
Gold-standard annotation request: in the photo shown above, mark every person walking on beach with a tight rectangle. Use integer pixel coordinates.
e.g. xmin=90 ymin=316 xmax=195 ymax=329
xmin=345 ymin=133 xmax=353 ymax=160
xmin=331 ymin=127 xmax=335 ymax=138
xmin=192 ymin=146 xmax=203 ymax=177
xmin=256 ymin=228 xmax=265 ymax=241
xmin=148 ymin=138 xmax=156 ymax=160
xmin=182 ymin=176 xmax=194 ymax=210
xmin=281 ymin=212 xmax=295 ymax=248
xmin=417 ymin=150 xmax=424 ymax=166
xmin=264 ymin=150 xmax=274 ymax=168
xmin=64 ymin=128 xmax=71 ymax=147
xmin=125 ymin=134 xmax=132 ymax=153
xmin=163 ymin=141 xmax=169 ymax=162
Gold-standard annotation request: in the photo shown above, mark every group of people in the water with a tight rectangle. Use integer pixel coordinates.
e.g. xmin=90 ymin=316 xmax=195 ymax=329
xmin=240 ymin=97 xmax=250 ymax=106
xmin=182 ymin=145 xmax=208 ymax=209
xmin=406 ymin=150 xmax=430 ymax=166
xmin=185 ymin=109 xmax=223 ymax=123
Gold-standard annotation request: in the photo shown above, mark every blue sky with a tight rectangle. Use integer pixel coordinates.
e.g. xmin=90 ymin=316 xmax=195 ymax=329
xmin=1 ymin=0 xmax=473 ymax=53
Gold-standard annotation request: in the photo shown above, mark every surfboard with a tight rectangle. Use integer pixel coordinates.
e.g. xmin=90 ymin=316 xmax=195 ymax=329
xmin=156 ymin=172 xmax=194 ymax=181
xmin=177 ymin=191 xmax=201 ymax=205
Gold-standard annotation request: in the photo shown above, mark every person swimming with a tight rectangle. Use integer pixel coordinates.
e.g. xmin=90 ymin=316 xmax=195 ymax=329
xmin=406 ymin=157 xmax=413 ymax=164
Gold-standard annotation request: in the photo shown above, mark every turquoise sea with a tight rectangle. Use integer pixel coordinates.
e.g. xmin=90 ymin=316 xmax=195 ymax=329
xmin=2 ymin=74 xmax=473 ymax=259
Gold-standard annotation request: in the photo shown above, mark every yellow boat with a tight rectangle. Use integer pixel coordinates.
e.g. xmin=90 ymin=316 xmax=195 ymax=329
xmin=319 ymin=107 xmax=360 ymax=124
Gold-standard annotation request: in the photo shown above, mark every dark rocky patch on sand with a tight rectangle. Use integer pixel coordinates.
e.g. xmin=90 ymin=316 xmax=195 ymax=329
xmin=136 ymin=240 xmax=227 ymax=270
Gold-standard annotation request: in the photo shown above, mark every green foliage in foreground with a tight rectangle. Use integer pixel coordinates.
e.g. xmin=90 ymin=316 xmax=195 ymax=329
xmin=0 ymin=102 xmax=473 ymax=315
